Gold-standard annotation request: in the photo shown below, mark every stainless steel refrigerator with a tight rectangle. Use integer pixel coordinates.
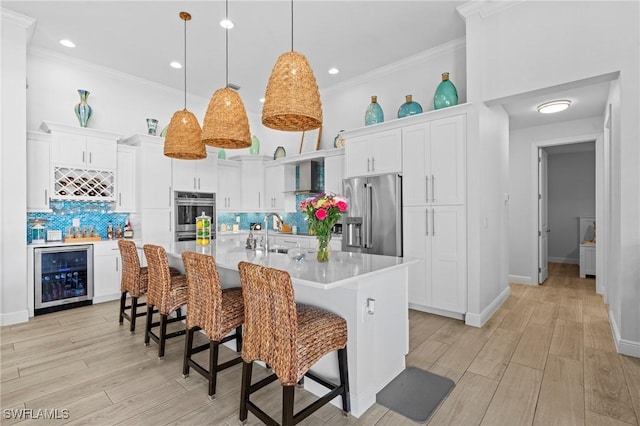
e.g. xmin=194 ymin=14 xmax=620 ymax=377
xmin=342 ymin=174 xmax=402 ymax=256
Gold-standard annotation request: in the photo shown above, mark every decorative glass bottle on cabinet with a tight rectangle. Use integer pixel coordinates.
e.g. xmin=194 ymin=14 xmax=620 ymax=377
xmin=365 ymin=95 xmax=384 ymax=126
xmin=397 ymin=95 xmax=423 ymax=118
xmin=74 ymin=89 xmax=93 ymax=127
xmin=434 ymin=72 xmax=458 ymax=110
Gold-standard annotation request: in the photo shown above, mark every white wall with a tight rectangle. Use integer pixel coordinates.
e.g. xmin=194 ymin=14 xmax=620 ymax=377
xmin=547 ymin=150 xmax=596 ymax=263
xmin=320 ymin=38 xmax=467 ymax=149
xmin=1 ymin=9 xmax=33 ymax=325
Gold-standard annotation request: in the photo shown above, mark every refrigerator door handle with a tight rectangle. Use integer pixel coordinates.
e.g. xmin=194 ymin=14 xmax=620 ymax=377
xmin=425 ymin=176 xmax=429 ymax=203
xmin=431 ymin=175 xmax=436 ymax=203
xmin=432 ymin=208 xmax=435 ymax=236
xmin=364 ymin=183 xmax=373 ymax=248
xmin=426 ymin=208 xmax=429 ymax=236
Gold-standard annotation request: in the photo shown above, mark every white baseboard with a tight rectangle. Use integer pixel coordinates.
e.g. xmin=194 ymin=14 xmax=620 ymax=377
xmin=408 ymin=303 xmax=464 ymax=321
xmin=93 ymin=293 xmax=121 ymax=304
xmin=509 ymin=274 xmax=535 ymax=285
xmin=0 ymin=309 xmax=30 ymax=326
xmin=609 ymin=310 xmax=640 ymax=358
xmin=465 ymin=286 xmax=511 ymax=328
xmin=549 ymin=257 xmax=579 ymax=265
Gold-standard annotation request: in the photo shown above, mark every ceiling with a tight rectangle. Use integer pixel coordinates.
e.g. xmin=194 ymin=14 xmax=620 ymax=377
xmin=3 ymin=1 xmax=610 ymax=129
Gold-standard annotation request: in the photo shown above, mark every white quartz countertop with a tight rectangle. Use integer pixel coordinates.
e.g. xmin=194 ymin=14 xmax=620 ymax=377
xmin=164 ymin=240 xmax=415 ymax=290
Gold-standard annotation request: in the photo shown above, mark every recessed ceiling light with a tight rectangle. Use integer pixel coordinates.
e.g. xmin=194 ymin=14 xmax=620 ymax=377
xmin=259 ymin=97 xmax=265 ymax=103
xmin=537 ymin=100 xmax=571 ymax=114
xmin=328 ymin=67 xmax=339 ymax=75
xmin=59 ymin=39 xmax=75 ymax=48
xmin=170 ymin=61 xmax=182 ymax=69
xmin=220 ymin=19 xmax=234 ymax=29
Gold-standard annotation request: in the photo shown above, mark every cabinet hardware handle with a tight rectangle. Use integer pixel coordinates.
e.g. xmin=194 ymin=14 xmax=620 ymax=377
xmin=119 ymin=193 xmax=122 ymax=206
xmin=169 ymin=211 xmax=172 ymax=232
xmin=115 ymin=257 xmax=119 ymax=272
xmin=44 ymin=189 xmax=48 ymax=206
xmin=425 ymin=176 xmax=429 ymax=203
xmin=169 ymin=186 xmax=172 ymax=207
xmin=367 ymin=158 xmax=371 ymax=172
xmin=193 ymin=177 xmax=196 ymax=189
xmin=371 ymin=157 xmax=375 ymax=171
xmin=82 ymin=151 xmax=85 ymax=163
xmin=431 ymin=175 xmax=435 ymax=203
xmin=198 ymin=178 xmax=201 ymax=189
xmin=426 ymin=209 xmax=429 ymax=236
xmin=432 ymin=208 xmax=435 ymax=236
xmin=89 ymin=152 xmax=92 ymax=164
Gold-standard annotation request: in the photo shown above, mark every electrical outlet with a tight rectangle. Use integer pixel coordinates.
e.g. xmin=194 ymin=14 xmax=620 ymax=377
xmin=236 ymin=216 xmax=240 ymax=223
xmin=72 ymin=218 xmax=80 ymax=227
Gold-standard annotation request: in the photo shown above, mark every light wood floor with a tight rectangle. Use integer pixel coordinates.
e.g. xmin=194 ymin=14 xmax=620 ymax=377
xmin=1 ymin=263 xmax=638 ymax=425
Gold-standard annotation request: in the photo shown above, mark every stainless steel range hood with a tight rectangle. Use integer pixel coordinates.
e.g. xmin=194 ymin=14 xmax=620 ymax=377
xmin=291 ymin=160 xmax=323 ymax=194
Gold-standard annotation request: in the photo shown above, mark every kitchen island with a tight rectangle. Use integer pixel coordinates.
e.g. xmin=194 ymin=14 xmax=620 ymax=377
xmin=164 ymin=240 xmax=416 ymax=418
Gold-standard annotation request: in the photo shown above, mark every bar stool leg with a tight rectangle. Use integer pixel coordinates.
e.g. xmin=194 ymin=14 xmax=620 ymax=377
xmin=235 ymin=326 xmax=243 ymax=352
xmin=208 ymin=341 xmax=219 ymax=399
xmin=158 ymin=314 xmax=168 ymax=359
xmin=183 ymin=327 xmax=195 ymax=378
xmin=282 ymin=385 xmax=295 ymax=426
xmin=239 ymin=361 xmax=253 ymax=423
xmin=338 ymin=346 xmax=351 ymax=415
xmin=129 ymin=296 xmax=138 ymax=333
xmin=144 ymin=304 xmax=154 ymax=346
xmin=119 ymin=292 xmax=127 ymax=325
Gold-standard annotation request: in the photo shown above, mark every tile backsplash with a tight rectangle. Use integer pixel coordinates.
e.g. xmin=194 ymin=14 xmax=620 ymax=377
xmin=27 ymin=201 xmax=129 ymax=243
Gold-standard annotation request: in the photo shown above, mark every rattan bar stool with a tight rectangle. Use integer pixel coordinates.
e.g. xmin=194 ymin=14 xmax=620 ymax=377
xmin=237 ymin=261 xmax=350 ymax=426
xmin=118 ymin=240 xmax=181 ymax=333
xmin=181 ymin=252 xmax=244 ymax=399
xmin=143 ymin=244 xmax=188 ymax=359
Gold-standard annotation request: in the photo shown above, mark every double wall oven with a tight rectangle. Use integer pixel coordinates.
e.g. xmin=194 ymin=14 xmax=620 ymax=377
xmin=174 ymin=191 xmax=216 ymax=241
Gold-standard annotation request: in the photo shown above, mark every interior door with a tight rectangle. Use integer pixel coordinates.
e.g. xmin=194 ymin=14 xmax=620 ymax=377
xmin=538 ymin=148 xmax=549 ymax=284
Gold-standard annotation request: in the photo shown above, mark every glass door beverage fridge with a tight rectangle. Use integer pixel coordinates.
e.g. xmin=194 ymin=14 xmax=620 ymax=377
xmin=34 ymin=245 xmax=94 ymax=315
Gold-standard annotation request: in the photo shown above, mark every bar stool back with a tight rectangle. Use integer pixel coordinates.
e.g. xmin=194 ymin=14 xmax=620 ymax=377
xmin=181 ymin=252 xmax=244 ymax=399
xmin=143 ymin=244 xmax=188 ymax=359
xmin=238 ymin=261 xmax=350 ymax=426
xmin=118 ymin=240 xmax=148 ymax=333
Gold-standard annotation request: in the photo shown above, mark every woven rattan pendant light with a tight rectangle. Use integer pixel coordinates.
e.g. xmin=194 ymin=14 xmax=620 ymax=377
xmin=164 ymin=12 xmax=206 ymax=160
xmin=262 ymin=0 xmax=322 ymax=132
xmin=201 ymin=0 xmax=251 ymax=149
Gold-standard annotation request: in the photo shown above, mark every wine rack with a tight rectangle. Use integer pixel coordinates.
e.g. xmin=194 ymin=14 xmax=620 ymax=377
xmin=52 ymin=167 xmax=115 ymax=201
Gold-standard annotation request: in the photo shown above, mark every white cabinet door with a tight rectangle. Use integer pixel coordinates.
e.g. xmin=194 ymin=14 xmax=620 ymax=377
xmin=115 ymin=146 xmax=136 ymax=212
xmin=196 ymin=150 xmax=218 ymax=193
xmin=93 ymin=242 xmax=121 ymax=303
xmin=218 ymin=161 xmax=241 ymax=211
xmin=172 ymin=159 xmax=198 ymax=192
xmin=139 ymin=139 xmax=172 ymax=210
xmin=324 ymin=155 xmax=344 ymax=195
xmin=275 ymin=235 xmax=312 ymax=249
xmin=27 ymin=134 xmax=51 ymax=212
xmin=264 ymin=164 xmax=296 ymax=211
xmin=86 ymin=136 xmax=117 ymax=170
xmin=241 ymin=159 xmax=265 ymax=211
xmin=344 ymin=129 xmax=401 ymax=178
xmin=141 ymin=208 xmax=173 ymax=246
xmin=403 ymin=207 xmax=429 ymax=306
xmin=50 ymin=131 xmax=86 ymax=167
xmin=402 ymin=115 xmax=465 ymax=206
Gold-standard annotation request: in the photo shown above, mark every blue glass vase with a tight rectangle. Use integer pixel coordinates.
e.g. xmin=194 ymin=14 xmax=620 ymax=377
xmin=434 ymin=72 xmax=458 ymax=110
xmin=397 ymin=95 xmax=423 ymax=118
xmin=365 ymin=96 xmax=384 ymax=126
xmin=74 ymin=89 xmax=92 ymax=127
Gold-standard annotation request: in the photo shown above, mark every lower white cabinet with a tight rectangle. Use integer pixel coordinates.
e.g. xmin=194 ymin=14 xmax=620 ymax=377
xmin=274 ymin=235 xmax=312 ymax=249
xmin=404 ymin=205 xmax=466 ymax=317
xmin=580 ymin=243 xmax=596 ymax=278
xmin=93 ymin=241 xmax=121 ymax=303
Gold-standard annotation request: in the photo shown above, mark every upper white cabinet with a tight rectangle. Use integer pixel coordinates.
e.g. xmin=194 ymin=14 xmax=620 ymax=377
xmin=27 ymin=131 xmax=52 ymax=212
xmin=123 ymin=135 xmax=173 ymax=210
xmin=240 ymin=157 xmax=266 ymax=211
xmin=344 ymin=128 xmax=402 ymax=178
xmin=402 ymin=115 xmax=465 ymax=206
xmin=218 ymin=160 xmax=241 ymax=211
xmin=42 ymin=122 xmax=120 ymax=171
xmin=115 ymin=145 xmax=136 ymax=212
xmin=172 ymin=147 xmax=218 ymax=193
xmin=324 ymin=154 xmax=345 ymax=195
xmin=264 ymin=164 xmax=296 ymax=212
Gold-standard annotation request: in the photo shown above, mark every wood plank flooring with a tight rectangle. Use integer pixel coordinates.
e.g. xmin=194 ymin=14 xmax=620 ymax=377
xmin=1 ymin=263 xmax=638 ymax=425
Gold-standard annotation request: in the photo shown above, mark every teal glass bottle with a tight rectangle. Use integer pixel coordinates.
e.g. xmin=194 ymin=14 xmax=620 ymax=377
xmin=434 ymin=72 xmax=458 ymax=110
xmin=217 ymin=149 xmax=226 ymax=159
xmin=365 ymin=96 xmax=384 ymax=125
xmin=397 ymin=95 xmax=423 ymax=118
xmin=250 ymin=135 xmax=260 ymax=155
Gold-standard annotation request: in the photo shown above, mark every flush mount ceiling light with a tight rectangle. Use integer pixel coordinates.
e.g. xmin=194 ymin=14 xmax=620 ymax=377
xmin=59 ymin=39 xmax=75 ymax=48
xmin=537 ymin=99 xmax=571 ymax=114
xmin=261 ymin=0 xmax=322 ymax=132
xmin=164 ymin=11 xmax=206 ymax=160
xmin=202 ymin=0 xmax=251 ymax=148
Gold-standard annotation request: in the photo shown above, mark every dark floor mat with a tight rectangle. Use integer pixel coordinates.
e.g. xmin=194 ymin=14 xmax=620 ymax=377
xmin=376 ymin=367 xmax=455 ymax=423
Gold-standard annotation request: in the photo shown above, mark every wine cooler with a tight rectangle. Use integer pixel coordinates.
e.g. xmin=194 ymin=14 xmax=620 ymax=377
xmin=34 ymin=245 xmax=94 ymax=315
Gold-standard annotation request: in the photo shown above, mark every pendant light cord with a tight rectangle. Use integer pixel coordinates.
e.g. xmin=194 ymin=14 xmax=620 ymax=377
xmin=225 ymin=0 xmax=229 ymax=87
xmin=290 ymin=0 xmax=294 ymax=51
xmin=183 ymin=15 xmax=187 ymax=109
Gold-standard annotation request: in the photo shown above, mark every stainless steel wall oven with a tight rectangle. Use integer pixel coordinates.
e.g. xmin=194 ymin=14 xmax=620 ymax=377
xmin=34 ymin=245 xmax=94 ymax=315
xmin=174 ymin=191 xmax=216 ymax=241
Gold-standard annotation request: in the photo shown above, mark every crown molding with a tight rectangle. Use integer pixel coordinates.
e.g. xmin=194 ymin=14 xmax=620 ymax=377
xmin=28 ymin=46 xmax=212 ymax=104
xmin=1 ymin=7 xmax=36 ymax=42
xmin=322 ymin=37 xmax=466 ymax=97
xmin=457 ymin=0 xmax=524 ymax=21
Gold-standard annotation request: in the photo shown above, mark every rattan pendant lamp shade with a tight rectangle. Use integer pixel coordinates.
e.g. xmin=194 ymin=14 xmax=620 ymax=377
xmin=262 ymin=0 xmax=322 ymax=132
xmin=201 ymin=0 xmax=251 ymax=149
xmin=164 ymin=12 xmax=206 ymax=160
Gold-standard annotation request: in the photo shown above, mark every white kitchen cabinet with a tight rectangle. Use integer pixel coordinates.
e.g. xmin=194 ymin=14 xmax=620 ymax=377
xmin=115 ymin=145 xmax=136 ymax=212
xmin=172 ymin=148 xmax=218 ymax=193
xmin=344 ymin=128 xmax=401 ymax=178
xmin=218 ymin=161 xmax=242 ymax=211
xmin=27 ymin=131 xmax=52 ymax=212
xmin=140 ymin=208 xmax=173 ymax=246
xmin=402 ymin=114 xmax=465 ymax=206
xmin=264 ymin=164 xmax=296 ymax=212
xmin=93 ymin=241 xmax=121 ymax=303
xmin=324 ymin=154 xmax=345 ymax=195
xmin=404 ymin=205 xmax=466 ymax=317
xmin=42 ymin=122 xmax=120 ymax=171
xmin=240 ymin=158 xmax=265 ymax=211
xmin=274 ymin=235 xmax=312 ymax=249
